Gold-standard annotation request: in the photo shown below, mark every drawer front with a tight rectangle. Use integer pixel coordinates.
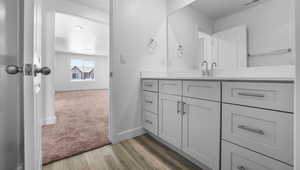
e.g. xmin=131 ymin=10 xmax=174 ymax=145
xmin=222 ymin=141 xmax=293 ymax=170
xmin=222 ymin=104 xmax=293 ymax=165
xmin=142 ymin=80 xmax=158 ymax=92
xmin=222 ymin=82 xmax=294 ymax=112
xmin=142 ymin=91 xmax=158 ymax=114
xmin=143 ymin=111 xmax=158 ymax=135
xmin=159 ymin=80 xmax=182 ymax=96
xmin=183 ymin=81 xmax=220 ymax=101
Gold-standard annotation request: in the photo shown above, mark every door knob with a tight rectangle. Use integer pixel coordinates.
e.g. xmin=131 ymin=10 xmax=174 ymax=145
xmin=6 ymin=65 xmax=23 ymax=75
xmin=34 ymin=66 xmax=51 ymax=76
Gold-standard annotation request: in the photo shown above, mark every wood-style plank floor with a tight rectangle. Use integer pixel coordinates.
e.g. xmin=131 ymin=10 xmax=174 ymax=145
xmin=43 ymin=135 xmax=201 ymax=170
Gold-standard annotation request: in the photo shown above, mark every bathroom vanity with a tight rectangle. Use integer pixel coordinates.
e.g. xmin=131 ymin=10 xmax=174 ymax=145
xmin=140 ymin=0 xmax=295 ymax=169
xmin=141 ymin=78 xmax=294 ymax=170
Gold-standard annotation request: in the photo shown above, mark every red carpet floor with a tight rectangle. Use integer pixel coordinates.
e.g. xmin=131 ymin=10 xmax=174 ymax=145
xmin=42 ymin=90 xmax=110 ymax=164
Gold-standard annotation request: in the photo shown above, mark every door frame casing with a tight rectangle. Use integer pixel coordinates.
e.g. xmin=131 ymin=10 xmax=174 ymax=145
xmin=22 ymin=0 xmax=115 ymax=169
xmin=22 ymin=0 xmax=43 ymax=169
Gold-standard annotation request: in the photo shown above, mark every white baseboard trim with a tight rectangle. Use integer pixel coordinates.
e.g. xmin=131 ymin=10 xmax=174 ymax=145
xmin=111 ymin=127 xmax=146 ymax=144
xmin=43 ymin=116 xmax=57 ymax=125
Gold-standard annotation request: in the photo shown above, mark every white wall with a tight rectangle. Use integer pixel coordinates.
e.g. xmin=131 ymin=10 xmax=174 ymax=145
xmin=55 ymin=0 xmax=109 ymax=23
xmin=110 ymin=0 xmax=167 ymax=142
xmin=167 ymin=0 xmax=195 ymax=14
xmin=214 ymin=0 xmax=294 ymax=67
xmin=54 ymin=52 xmax=109 ymax=91
xmin=168 ymin=5 xmax=213 ymax=72
xmin=55 ymin=13 xmax=110 ymax=56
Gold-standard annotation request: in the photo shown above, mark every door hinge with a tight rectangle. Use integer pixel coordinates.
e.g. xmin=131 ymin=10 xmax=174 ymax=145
xmin=110 ymin=72 xmax=113 ymax=78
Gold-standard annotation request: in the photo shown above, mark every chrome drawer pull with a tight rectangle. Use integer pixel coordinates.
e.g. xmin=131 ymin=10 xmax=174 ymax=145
xmin=145 ymin=120 xmax=153 ymax=125
xmin=144 ymin=84 xmax=153 ymax=87
xmin=238 ymin=125 xmax=265 ymax=135
xmin=177 ymin=101 xmax=181 ymax=114
xmin=182 ymin=102 xmax=187 ymax=115
xmin=237 ymin=92 xmax=265 ymax=98
xmin=237 ymin=166 xmax=246 ymax=170
xmin=145 ymin=100 xmax=153 ymax=104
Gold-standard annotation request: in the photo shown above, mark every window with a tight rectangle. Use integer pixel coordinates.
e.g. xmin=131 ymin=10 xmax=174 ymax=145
xmin=71 ymin=59 xmax=95 ymax=81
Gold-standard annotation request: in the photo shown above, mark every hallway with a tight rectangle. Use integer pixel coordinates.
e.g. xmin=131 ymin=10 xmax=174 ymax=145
xmin=43 ymin=90 xmax=110 ymax=164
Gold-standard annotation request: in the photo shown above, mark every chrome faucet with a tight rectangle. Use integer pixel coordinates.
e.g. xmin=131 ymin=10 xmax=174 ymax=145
xmin=210 ymin=62 xmax=217 ymax=75
xmin=201 ymin=60 xmax=209 ymax=76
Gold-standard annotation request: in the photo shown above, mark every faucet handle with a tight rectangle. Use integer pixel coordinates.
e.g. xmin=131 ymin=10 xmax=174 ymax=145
xmin=201 ymin=60 xmax=208 ymax=75
xmin=210 ymin=62 xmax=217 ymax=75
xmin=211 ymin=62 xmax=217 ymax=69
xmin=201 ymin=60 xmax=208 ymax=66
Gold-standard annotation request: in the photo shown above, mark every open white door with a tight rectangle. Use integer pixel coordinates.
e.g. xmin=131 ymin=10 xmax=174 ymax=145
xmin=3 ymin=0 xmax=47 ymax=169
xmin=22 ymin=0 xmax=49 ymax=169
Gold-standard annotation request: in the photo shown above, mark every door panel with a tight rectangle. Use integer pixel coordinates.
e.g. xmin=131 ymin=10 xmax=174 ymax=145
xmin=182 ymin=97 xmax=220 ymax=170
xmin=212 ymin=26 xmax=247 ymax=69
xmin=159 ymin=94 xmax=182 ymax=148
xmin=0 ymin=0 xmax=22 ymax=169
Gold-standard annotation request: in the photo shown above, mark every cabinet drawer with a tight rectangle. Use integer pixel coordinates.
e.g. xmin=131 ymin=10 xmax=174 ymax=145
xmin=183 ymin=81 xmax=220 ymax=101
xmin=222 ymin=82 xmax=294 ymax=112
xmin=222 ymin=104 xmax=293 ymax=165
xmin=142 ymin=80 xmax=158 ymax=92
xmin=142 ymin=91 xmax=158 ymax=114
xmin=222 ymin=141 xmax=293 ymax=170
xmin=143 ymin=111 xmax=158 ymax=135
xmin=159 ymin=80 xmax=182 ymax=95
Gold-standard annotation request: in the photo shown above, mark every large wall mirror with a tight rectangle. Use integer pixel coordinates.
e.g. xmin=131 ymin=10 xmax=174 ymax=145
xmin=167 ymin=0 xmax=295 ymax=73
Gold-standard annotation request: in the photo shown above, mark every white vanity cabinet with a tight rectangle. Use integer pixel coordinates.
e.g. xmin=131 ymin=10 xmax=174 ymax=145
xmin=221 ymin=81 xmax=294 ymax=170
xmin=143 ymin=79 xmax=221 ymax=170
xmin=141 ymin=79 xmax=293 ymax=170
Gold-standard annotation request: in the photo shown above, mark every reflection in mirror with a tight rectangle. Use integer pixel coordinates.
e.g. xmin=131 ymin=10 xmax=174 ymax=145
xmin=167 ymin=0 xmax=294 ymax=73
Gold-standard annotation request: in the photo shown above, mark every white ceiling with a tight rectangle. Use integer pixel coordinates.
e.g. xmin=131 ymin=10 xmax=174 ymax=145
xmin=189 ymin=0 xmax=269 ymax=20
xmin=70 ymin=0 xmax=109 ymax=12
xmin=55 ymin=13 xmax=109 ymax=56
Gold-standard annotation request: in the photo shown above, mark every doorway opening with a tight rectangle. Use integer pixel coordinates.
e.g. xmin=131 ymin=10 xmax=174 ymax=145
xmin=41 ymin=0 xmax=110 ymax=165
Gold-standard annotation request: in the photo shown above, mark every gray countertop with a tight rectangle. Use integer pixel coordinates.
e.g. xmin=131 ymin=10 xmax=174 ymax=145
xmin=141 ymin=75 xmax=294 ymax=82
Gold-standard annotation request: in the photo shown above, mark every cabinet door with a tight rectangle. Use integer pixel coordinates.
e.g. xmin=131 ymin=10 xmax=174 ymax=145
xmin=159 ymin=94 xmax=182 ymax=148
xmin=182 ymin=97 xmax=220 ymax=170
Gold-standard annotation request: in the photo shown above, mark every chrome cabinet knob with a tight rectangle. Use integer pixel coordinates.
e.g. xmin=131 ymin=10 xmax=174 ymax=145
xmin=34 ymin=66 xmax=51 ymax=76
xmin=6 ymin=65 xmax=23 ymax=75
